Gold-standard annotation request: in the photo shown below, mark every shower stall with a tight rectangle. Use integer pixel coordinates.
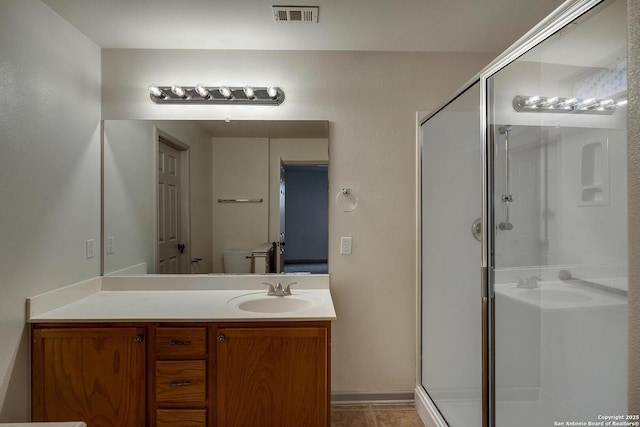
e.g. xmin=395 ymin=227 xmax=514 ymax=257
xmin=418 ymin=0 xmax=629 ymax=426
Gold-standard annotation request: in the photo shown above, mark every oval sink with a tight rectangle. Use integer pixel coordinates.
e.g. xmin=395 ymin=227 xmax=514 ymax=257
xmin=228 ymin=293 xmax=322 ymax=314
xmin=519 ymin=289 xmax=592 ymax=303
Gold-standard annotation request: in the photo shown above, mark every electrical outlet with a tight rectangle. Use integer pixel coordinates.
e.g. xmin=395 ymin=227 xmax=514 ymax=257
xmin=86 ymin=239 xmax=95 ymax=259
xmin=340 ymin=236 xmax=352 ymax=255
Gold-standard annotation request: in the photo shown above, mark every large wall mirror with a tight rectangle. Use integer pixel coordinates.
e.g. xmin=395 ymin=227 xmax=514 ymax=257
xmin=102 ymin=119 xmax=329 ymax=276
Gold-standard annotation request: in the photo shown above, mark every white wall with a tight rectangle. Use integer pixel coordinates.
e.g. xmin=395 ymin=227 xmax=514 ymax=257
xmin=102 ymin=49 xmax=494 ymax=393
xmin=0 ymin=0 xmax=101 ymax=421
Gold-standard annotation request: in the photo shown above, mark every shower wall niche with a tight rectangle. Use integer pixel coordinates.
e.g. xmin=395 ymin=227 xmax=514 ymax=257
xmin=580 ymin=139 xmax=609 ymax=205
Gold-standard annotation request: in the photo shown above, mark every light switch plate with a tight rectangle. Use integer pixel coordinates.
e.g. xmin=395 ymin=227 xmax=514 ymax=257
xmin=86 ymin=239 xmax=95 ymax=259
xmin=340 ymin=237 xmax=352 ymax=255
xmin=106 ymin=236 xmax=115 ymax=254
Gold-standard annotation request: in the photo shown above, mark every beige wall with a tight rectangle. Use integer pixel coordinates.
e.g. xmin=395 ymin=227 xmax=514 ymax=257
xmin=102 ymin=49 xmax=493 ymax=392
xmin=212 ymin=137 xmax=270 ymax=272
xmin=628 ymin=0 xmax=640 ymax=414
xmin=0 ymin=0 xmax=101 ymax=421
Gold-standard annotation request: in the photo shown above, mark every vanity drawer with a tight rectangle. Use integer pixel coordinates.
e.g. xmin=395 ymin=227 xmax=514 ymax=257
xmin=156 ymin=408 xmax=207 ymax=427
xmin=156 ymin=327 xmax=207 ymax=358
xmin=156 ymin=360 xmax=207 ymax=403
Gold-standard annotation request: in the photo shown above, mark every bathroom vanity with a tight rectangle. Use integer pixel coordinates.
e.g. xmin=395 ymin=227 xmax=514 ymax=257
xmin=28 ymin=275 xmax=336 ymax=427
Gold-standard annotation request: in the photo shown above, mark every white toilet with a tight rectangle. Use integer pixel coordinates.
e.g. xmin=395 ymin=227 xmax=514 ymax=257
xmin=222 ymin=249 xmax=252 ymax=273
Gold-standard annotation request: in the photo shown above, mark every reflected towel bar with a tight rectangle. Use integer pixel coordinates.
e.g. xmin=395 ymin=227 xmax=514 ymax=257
xmin=217 ymin=198 xmax=263 ymax=203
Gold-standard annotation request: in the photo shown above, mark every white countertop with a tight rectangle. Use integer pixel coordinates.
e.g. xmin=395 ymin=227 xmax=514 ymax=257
xmin=27 ymin=274 xmax=336 ymax=323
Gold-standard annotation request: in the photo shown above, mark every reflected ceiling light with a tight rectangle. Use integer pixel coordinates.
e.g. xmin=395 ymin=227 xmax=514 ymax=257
xmin=513 ymin=94 xmax=625 ymax=115
xmin=524 ymin=95 xmax=541 ymax=106
xmin=148 ymin=85 xmax=285 ymax=105
xmin=541 ymin=96 xmax=559 ymax=107
xmin=577 ymin=98 xmax=597 ymax=109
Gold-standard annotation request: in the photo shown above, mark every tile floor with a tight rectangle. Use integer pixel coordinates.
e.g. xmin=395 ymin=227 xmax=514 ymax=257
xmin=331 ymin=404 xmax=426 ymax=427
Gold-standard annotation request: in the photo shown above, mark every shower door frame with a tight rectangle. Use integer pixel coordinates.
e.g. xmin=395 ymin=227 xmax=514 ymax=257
xmin=417 ymin=1 xmax=607 ymax=426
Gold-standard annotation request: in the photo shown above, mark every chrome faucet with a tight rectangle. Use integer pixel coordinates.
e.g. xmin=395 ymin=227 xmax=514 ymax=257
xmin=262 ymin=282 xmax=297 ymax=296
xmin=516 ymin=276 xmax=541 ymax=289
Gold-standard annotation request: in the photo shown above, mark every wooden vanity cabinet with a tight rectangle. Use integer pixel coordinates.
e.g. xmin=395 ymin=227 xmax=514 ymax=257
xmin=31 ymin=324 xmax=147 ymax=427
xmin=216 ymin=324 xmax=330 ymax=427
xmin=32 ymin=321 xmax=330 ymax=427
xmin=152 ymin=325 xmax=212 ymax=427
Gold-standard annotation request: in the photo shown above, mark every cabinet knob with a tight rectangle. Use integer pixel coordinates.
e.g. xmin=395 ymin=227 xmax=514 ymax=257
xmin=135 ymin=335 xmax=144 ymax=343
xmin=217 ymin=335 xmax=225 ymax=343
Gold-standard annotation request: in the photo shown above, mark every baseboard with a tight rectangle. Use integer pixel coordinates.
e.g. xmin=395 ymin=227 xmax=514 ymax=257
xmin=331 ymin=391 xmax=415 ymax=405
xmin=415 ymin=386 xmax=449 ymax=427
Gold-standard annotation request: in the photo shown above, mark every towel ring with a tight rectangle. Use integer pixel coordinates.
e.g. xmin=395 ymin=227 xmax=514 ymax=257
xmin=336 ymin=188 xmax=358 ymax=212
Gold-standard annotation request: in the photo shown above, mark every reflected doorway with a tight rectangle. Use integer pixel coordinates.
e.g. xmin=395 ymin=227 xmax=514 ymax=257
xmin=281 ymin=164 xmax=328 ymax=274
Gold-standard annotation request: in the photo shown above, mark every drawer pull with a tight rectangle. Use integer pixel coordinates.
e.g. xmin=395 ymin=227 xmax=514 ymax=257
xmin=169 ymin=340 xmax=192 ymax=346
xmin=169 ymin=380 xmax=191 ymax=388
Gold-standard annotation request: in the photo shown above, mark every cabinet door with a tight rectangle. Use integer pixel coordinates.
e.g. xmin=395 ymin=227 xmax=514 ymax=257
xmin=217 ymin=327 xmax=328 ymax=427
xmin=32 ymin=327 xmax=146 ymax=427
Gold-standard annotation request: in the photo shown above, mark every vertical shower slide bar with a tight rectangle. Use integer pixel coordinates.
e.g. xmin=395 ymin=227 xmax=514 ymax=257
xmin=498 ymin=126 xmax=513 ymax=231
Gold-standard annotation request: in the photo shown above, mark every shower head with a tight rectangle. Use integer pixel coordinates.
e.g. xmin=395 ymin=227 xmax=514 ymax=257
xmin=498 ymin=125 xmax=513 ymax=134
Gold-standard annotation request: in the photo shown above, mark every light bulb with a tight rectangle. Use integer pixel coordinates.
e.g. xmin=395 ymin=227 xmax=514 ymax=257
xmin=149 ymin=85 xmax=166 ymax=98
xmin=195 ymin=84 xmax=210 ymax=99
xmin=525 ymin=95 xmax=540 ymax=106
xmin=171 ymin=85 xmax=187 ymax=98
xmin=598 ymin=99 xmax=614 ymax=108
xmin=578 ymin=98 xmax=597 ymax=109
xmin=616 ymin=99 xmax=628 ymax=107
xmin=267 ymin=86 xmax=278 ymax=99
xmin=541 ymin=96 xmax=559 ymax=107
xmin=243 ymin=86 xmax=255 ymax=99
xmin=219 ymin=86 xmax=232 ymax=99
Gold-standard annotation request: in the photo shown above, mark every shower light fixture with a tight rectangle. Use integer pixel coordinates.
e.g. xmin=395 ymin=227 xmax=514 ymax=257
xmin=148 ymin=84 xmax=285 ymax=105
xmin=513 ymin=94 xmax=626 ymax=115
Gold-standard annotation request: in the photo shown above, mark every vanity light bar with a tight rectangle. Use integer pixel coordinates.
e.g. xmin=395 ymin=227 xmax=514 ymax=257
xmin=148 ymin=85 xmax=285 ymax=105
xmin=512 ymin=94 xmax=627 ymax=115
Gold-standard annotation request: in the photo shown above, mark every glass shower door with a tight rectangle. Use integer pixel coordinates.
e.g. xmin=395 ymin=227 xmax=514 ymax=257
xmin=488 ymin=0 xmax=628 ymax=425
xmin=420 ymin=81 xmax=483 ymax=426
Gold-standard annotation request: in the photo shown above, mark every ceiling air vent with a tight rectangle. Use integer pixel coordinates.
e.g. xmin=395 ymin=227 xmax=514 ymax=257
xmin=272 ymin=6 xmax=319 ymax=23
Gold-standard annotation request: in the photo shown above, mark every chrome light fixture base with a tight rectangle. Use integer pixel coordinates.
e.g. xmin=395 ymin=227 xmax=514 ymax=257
xmin=149 ymin=86 xmax=285 ymax=105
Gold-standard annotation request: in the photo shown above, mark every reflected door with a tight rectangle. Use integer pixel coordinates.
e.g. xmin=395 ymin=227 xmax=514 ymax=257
xmin=420 ymin=81 xmax=483 ymax=426
xmin=158 ymin=140 xmax=182 ymax=273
